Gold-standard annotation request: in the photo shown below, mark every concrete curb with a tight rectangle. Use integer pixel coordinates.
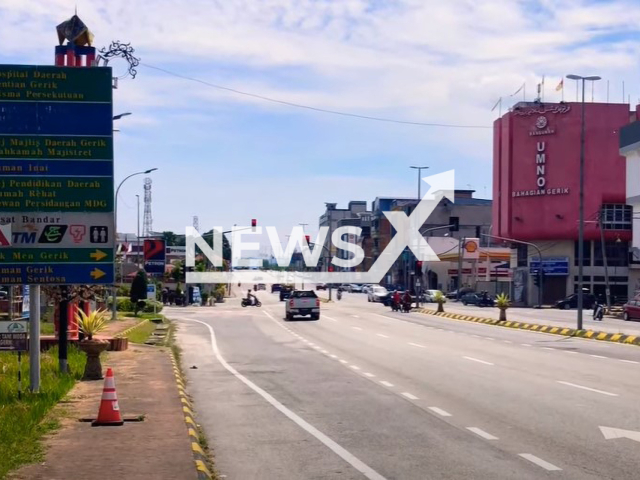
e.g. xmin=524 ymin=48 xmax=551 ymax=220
xmin=170 ymin=352 xmax=214 ymax=480
xmin=114 ymin=318 xmax=150 ymax=338
xmin=416 ymin=308 xmax=640 ymax=347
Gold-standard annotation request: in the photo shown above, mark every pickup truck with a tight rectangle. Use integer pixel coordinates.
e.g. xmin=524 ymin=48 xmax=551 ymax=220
xmin=285 ymin=290 xmax=320 ymax=320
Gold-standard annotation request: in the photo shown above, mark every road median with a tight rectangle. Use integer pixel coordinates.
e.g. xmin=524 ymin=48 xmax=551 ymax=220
xmin=416 ymin=307 xmax=640 ymax=347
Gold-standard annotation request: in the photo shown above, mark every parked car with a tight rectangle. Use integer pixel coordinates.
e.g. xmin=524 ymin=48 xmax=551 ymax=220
xmin=257 ymin=283 xmax=266 ymax=291
xmin=280 ymin=286 xmax=293 ymax=301
xmin=461 ymin=292 xmax=495 ymax=307
xmin=362 ymin=284 xmax=374 ymax=294
xmin=368 ymin=286 xmax=388 ymax=302
xmin=423 ymin=289 xmax=443 ymax=302
xmin=555 ymin=293 xmax=596 ymax=310
xmin=350 ymin=284 xmax=364 ymax=293
xmin=623 ymin=298 xmax=640 ymax=321
xmin=340 ymin=284 xmax=353 ymax=292
xmin=271 ymin=284 xmax=282 ymax=293
xmin=286 ymin=290 xmax=320 ymax=320
xmin=315 ymin=283 xmax=327 ymax=290
xmin=446 ymin=287 xmax=474 ymax=300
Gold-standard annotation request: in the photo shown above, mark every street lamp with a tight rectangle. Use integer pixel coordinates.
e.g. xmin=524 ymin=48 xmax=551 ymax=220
xmin=113 ymin=112 xmax=132 ymax=120
xmin=410 ymin=166 xmax=429 ymax=200
xmin=112 ymin=168 xmax=158 ymax=320
xmin=566 ymin=74 xmax=601 ymax=330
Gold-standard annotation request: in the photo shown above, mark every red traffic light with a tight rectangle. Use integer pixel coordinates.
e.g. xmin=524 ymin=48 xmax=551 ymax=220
xmin=305 ymin=235 xmax=310 ymax=244
xmin=416 ymin=261 xmax=423 ymax=268
xmin=251 ymin=219 xmax=257 ymax=227
xmin=328 ymin=265 xmax=334 ymax=272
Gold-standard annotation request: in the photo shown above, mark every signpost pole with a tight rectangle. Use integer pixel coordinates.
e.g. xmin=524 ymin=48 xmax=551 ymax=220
xmin=59 ymin=286 xmax=69 ymax=374
xmin=29 ymin=285 xmax=41 ymax=392
xmin=18 ymin=350 xmax=22 ymax=401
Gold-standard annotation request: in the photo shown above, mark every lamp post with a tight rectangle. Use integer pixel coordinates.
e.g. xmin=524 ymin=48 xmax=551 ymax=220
xmin=112 ymin=168 xmax=158 ymax=320
xmin=566 ymin=74 xmax=601 ymax=330
xmin=410 ymin=166 xmax=429 ymax=200
xmin=136 ymin=194 xmax=141 ymax=267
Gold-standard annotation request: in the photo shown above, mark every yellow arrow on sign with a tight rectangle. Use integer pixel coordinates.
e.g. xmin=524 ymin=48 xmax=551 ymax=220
xmin=90 ymin=249 xmax=108 ymax=261
xmin=90 ymin=268 xmax=106 ymax=280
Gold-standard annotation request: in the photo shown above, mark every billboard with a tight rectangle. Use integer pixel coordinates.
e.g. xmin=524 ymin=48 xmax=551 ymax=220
xmin=144 ymin=239 xmax=166 ymax=275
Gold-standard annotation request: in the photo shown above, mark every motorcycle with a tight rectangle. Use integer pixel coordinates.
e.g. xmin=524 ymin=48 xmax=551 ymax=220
xmin=593 ymin=302 xmax=604 ymax=321
xmin=391 ymin=301 xmax=400 ymax=312
xmin=402 ymin=301 xmax=412 ymax=313
xmin=241 ymin=297 xmax=262 ymax=307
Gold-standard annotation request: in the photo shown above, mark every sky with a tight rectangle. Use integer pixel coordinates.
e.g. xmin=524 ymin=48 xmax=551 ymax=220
xmin=1 ymin=0 xmax=639 ymax=245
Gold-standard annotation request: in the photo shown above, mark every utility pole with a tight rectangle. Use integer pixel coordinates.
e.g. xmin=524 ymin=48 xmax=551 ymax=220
xmin=597 ymin=214 xmax=612 ymax=313
xmin=29 ymin=285 xmax=41 ymax=392
xmin=457 ymin=237 xmax=465 ymax=301
xmin=136 ymin=194 xmax=140 ymax=267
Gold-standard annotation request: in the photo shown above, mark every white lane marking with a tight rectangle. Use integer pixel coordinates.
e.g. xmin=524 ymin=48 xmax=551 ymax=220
xmin=429 ymin=407 xmax=452 ymax=417
xmin=521 ymin=343 xmax=532 ymax=347
xmin=313 ymin=346 xmax=322 ymax=350
xmin=320 ymin=350 xmax=329 ymax=354
xmin=401 ymin=392 xmax=418 ymax=400
xmin=503 ymin=340 xmax=512 ymax=344
xmin=350 ymin=365 xmax=361 ymax=371
xmin=485 ymin=337 xmax=495 ymax=341
xmin=324 ymin=315 xmax=338 ymax=322
xmin=352 ymin=315 xmax=360 ymax=318
xmin=556 ymin=381 xmax=619 ymax=397
xmin=541 ymin=347 xmax=554 ymax=351
xmin=379 ymin=381 xmax=394 ymax=387
xmin=620 ymin=359 xmax=640 ymax=364
xmin=339 ymin=359 xmax=348 ymax=364
xmin=590 ymin=354 xmax=607 ymax=359
xmin=352 ymin=326 xmax=363 ymax=331
xmin=466 ymin=427 xmax=498 ymax=440
xmin=309 ymin=343 xmax=317 ymax=347
xmin=519 ymin=454 xmax=562 ymax=471
xmin=408 ymin=342 xmax=426 ymax=348
xmin=330 ymin=354 xmax=338 ymax=359
xmin=564 ymin=351 xmax=578 ymax=354
xmin=463 ymin=356 xmax=494 ymax=366
xmin=364 ymin=372 xmax=376 ymax=377
xmin=376 ymin=333 xmax=389 ymax=338
xmin=183 ymin=314 xmax=388 ymax=480
xmin=472 ymin=334 xmax=481 ymax=338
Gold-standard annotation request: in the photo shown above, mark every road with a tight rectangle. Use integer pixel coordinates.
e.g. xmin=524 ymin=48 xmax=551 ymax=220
xmin=170 ymin=290 xmax=640 ymax=480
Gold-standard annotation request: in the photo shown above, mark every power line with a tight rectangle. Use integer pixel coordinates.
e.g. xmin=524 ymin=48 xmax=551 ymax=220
xmin=141 ymin=63 xmax=492 ymax=130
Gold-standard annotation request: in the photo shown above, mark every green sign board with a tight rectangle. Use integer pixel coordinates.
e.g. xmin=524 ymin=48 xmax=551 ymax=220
xmin=0 ymin=65 xmax=112 ymax=102
xmin=0 ymin=64 xmax=114 ymax=285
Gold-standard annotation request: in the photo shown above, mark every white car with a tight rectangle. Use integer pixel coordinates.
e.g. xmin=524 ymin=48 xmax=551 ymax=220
xmin=350 ymin=284 xmax=364 ymax=293
xmin=423 ymin=289 xmax=443 ymax=302
xmin=368 ymin=286 xmax=388 ymax=302
xmin=362 ymin=284 xmax=374 ymax=294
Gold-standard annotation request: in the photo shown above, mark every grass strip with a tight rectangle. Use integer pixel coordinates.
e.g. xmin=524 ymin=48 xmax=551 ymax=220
xmin=0 ymin=346 xmax=85 ymax=479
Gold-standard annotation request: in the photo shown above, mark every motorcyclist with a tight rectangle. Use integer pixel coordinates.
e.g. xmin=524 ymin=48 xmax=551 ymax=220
xmin=593 ymin=296 xmax=604 ymax=321
xmin=402 ymin=291 xmax=412 ymax=312
xmin=337 ymin=286 xmax=343 ymax=300
xmin=246 ymin=289 xmax=257 ymax=306
xmin=392 ymin=290 xmax=401 ymax=310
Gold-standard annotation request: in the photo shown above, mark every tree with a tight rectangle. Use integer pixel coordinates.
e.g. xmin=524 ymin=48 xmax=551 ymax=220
xmin=130 ymin=270 xmax=148 ymax=315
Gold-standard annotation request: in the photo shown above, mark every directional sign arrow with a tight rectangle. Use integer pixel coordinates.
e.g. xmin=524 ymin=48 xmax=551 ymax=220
xmin=90 ymin=268 xmax=106 ymax=280
xmin=599 ymin=426 xmax=640 ymax=443
xmin=90 ymin=249 xmax=108 ymax=261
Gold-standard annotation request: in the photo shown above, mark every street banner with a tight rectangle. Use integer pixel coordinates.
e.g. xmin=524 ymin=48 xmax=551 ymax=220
xmin=144 ymin=239 xmax=166 ymax=276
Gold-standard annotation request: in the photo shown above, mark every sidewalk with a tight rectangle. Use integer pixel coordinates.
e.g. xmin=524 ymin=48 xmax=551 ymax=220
xmin=9 ymin=345 xmax=198 ymax=480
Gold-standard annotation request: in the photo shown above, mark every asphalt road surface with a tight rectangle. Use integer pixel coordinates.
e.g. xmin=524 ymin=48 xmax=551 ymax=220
xmin=170 ymin=290 xmax=640 ymax=480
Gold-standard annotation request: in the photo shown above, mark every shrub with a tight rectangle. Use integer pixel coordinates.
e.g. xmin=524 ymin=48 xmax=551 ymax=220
xmin=142 ymin=300 xmax=163 ymax=313
xmin=117 ymin=284 xmax=130 ymax=297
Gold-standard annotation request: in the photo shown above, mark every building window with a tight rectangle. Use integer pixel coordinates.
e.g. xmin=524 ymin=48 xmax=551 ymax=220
xmin=575 ymin=276 xmax=592 ymax=282
xmin=594 ymin=240 xmax=629 ymax=267
xmin=601 ymin=204 xmax=632 ymax=230
xmin=517 ymin=244 xmax=528 ymax=267
xmin=574 ymin=241 xmax=591 ymax=266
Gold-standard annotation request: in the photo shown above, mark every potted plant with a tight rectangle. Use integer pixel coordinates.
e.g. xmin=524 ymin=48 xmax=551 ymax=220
xmin=433 ymin=291 xmax=446 ymax=313
xmin=496 ymin=293 xmax=510 ymax=321
xmin=76 ymin=308 xmax=110 ymax=380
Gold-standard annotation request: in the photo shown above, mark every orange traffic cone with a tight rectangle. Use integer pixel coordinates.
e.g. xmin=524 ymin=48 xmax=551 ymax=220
xmin=92 ymin=368 xmax=124 ymax=427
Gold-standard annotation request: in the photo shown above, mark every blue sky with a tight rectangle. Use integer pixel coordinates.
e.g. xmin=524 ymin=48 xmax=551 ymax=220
xmin=1 ymin=0 xmax=639 ymax=243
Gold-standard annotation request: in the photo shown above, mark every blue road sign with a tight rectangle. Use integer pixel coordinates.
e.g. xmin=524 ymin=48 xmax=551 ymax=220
xmin=0 ymin=264 xmax=113 ymax=285
xmin=0 ymin=160 xmax=113 ymax=176
xmin=530 ymin=257 xmax=569 ymax=276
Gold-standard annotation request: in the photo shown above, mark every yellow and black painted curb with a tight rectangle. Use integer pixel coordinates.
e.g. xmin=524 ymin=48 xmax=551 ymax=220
xmin=170 ymin=352 xmax=214 ymax=480
xmin=114 ymin=319 xmax=150 ymax=338
xmin=416 ymin=308 xmax=640 ymax=347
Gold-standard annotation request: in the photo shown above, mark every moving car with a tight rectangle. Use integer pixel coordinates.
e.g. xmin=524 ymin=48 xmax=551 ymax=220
xmin=286 ymin=290 xmax=320 ymax=320
xmin=280 ymin=286 xmax=293 ymax=301
xmin=315 ymin=283 xmax=327 ymax=290
xmin=349 ymin=284 xmax=364 ymax=293
xmin=446 ymin=287 xmax=474 ymax=300
xmin=623 ymin=297 xmax=640 ymax=321
xmin=271 ymin=284 xmax=282 ymax=293
xmin=555 ymin=293 xmax=596 ymax=310
xmin=461 ymin=292 xmax=495 ymax=307
xmin=367 ymin=286 xmax=388 ymax=302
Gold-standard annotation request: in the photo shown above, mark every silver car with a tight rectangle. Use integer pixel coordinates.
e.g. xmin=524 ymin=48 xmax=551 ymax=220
xmin=367 ymin=286 xmax=388 ymax=302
